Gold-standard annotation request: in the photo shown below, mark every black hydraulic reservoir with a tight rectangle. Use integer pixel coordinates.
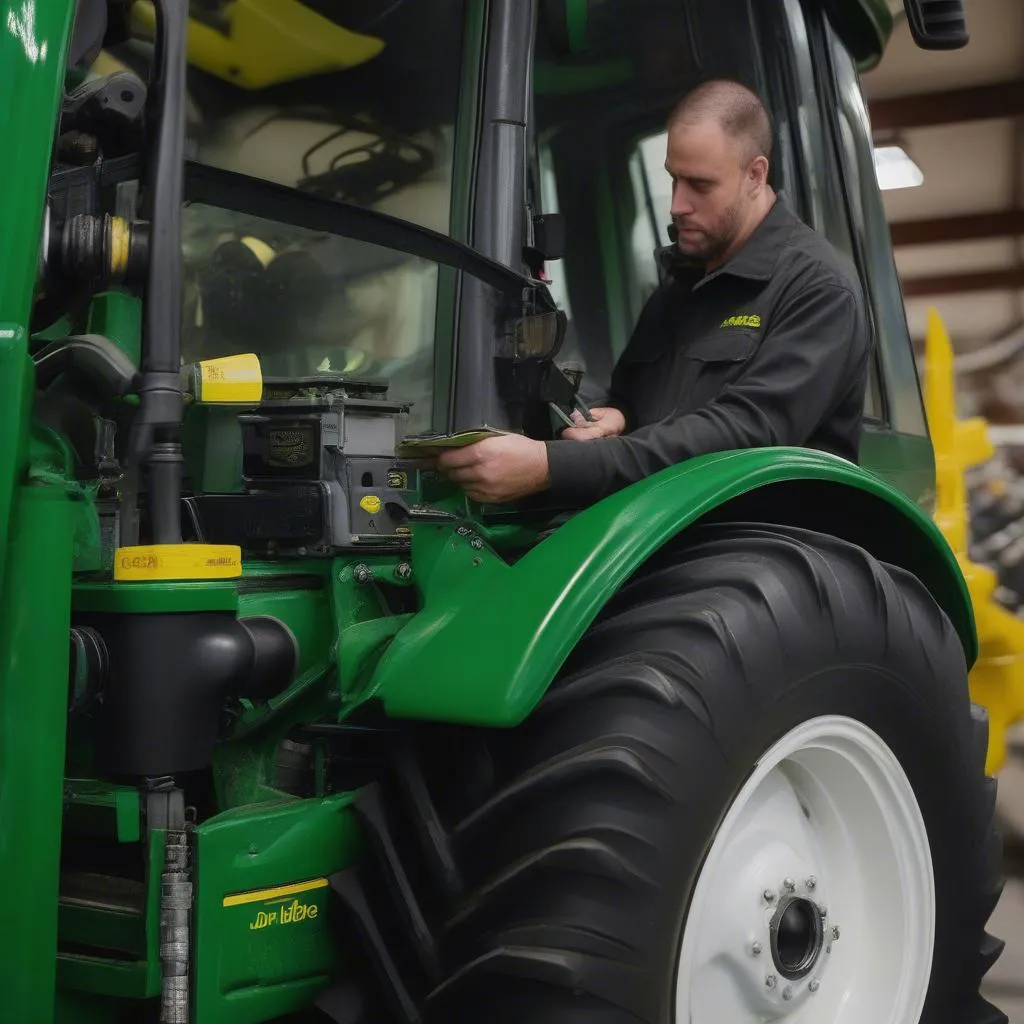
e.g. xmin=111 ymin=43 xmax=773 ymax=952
xmin=73 ymin=590 xmax=297 ymax=776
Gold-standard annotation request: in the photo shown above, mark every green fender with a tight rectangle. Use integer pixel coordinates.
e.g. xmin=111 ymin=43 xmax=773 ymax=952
xmin=364 ymin=447 xmax=975 ymax=727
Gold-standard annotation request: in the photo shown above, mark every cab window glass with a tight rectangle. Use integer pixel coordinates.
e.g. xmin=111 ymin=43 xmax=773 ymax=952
xmin=533 ymin=0 xmax=767 ymax=390
xmin=824 ymin=21 xmax=928 ymax=436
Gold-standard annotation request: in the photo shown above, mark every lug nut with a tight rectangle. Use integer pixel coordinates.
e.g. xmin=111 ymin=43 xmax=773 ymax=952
xmin=395 ymin=562 xmax=412 ymax=580
xmin=818 ymin=904 xmax=828 ymax=918
xmin=783 ymin=877 xmax=796 ymax=892
xmin=809 ymin=979 xmax=820 ymax=993
xmin=765 ymin=975 xmax=777 ymax=990
xmin=470 ymin=536 xmax=483 ymax=550
xmin=763 ymin=888 xmax=777 ymax=904
xmin=806 ymin=875 xmax=817 ymax=890
xmin=832 ymin=925 xmax=841 ymax=942
xmin=750 ymin=941 xmax=763 ymax=957
xmin=353 ymin=564 xmax=372 ymax=584
xmin=782 ymin=986 xmax=793 ymax=1001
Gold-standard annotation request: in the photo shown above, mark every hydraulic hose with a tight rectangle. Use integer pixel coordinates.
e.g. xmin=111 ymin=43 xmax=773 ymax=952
xmin=121 ymin=0 xmax=187 ymax=545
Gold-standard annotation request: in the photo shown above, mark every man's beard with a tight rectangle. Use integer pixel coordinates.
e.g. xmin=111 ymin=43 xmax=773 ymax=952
xmin=675 ymin=194 xmax=745 ymax=266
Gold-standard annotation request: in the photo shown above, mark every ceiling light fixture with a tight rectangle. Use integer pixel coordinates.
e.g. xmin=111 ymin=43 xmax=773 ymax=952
xmin=873 ymin=144 xmax=924 ymax=190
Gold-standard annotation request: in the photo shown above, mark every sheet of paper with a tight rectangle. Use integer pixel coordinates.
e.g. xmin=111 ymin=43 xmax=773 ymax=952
xmin=395 ymin=425 xmax=509 ymax=457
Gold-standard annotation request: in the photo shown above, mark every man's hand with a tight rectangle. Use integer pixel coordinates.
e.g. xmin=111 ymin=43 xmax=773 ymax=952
xmin=561 ymin=406 xmax=627 ymax=441
xmin=436 ymin=434 xmax=549 ymax=504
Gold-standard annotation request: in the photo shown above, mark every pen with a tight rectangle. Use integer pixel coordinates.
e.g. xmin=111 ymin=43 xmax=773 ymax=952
xmin=573 ymin=394 xmax=596 ymax=422
xmin=548 ymin=402 xmax=576 ymax=429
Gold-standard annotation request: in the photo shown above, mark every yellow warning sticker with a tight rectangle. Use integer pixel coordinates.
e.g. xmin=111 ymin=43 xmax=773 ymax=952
xmin=359 ymin=495 xmax=383 ymax=514
xmin=113 ymin=544 xmax=242 ymax=581
xmin=197 ymin=353 xmax=263 ymax=404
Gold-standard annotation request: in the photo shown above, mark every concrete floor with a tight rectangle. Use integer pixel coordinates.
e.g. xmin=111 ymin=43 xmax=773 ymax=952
xmin=984 ymin=733 xmax=1024 ymax=1023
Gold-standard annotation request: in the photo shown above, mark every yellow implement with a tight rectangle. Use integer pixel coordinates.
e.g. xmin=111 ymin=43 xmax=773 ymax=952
xmin=131 ymin=0 xmax=385 ymax=89
xmin=923 ymin=306 xmax=1024 ymax=774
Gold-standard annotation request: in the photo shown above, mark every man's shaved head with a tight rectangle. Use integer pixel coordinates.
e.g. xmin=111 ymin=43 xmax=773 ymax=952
xmin=668 ymin=79 xmax=773 ymax=166
xmin=662 ymin=79 xmax=777 ymax=271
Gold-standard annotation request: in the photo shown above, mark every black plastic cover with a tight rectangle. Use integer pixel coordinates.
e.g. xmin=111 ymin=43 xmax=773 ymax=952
xmin=903 ymin=0 xmax=968 ymax=49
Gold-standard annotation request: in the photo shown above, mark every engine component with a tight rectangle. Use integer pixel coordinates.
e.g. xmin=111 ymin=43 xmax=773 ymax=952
xmin=79 ymin=611 xmax=298 ymax=776
xmin=42 ymin=212 xmax=150 ymax=292
xmin=191 ymin=374 xmax=420 ymax=553
xmin=62 ymin=70 xmax=147 ymax=158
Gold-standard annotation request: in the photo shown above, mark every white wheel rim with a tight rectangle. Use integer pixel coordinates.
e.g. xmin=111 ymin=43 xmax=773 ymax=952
xmin=674 ymin=715 xmax=935 ymax=1023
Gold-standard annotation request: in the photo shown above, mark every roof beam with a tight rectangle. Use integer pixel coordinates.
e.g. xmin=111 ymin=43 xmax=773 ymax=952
xmin=890 ymin=210 xmax=1024 ymax=246
xmin=901 ymin=268 xmax=1024 ymax=298
xmin=870 ymin=80 xmax=1024 ymax=133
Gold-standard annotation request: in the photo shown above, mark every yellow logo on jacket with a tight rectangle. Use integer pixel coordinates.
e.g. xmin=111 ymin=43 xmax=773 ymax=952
xmin=720 ymin=314 xmax=762 ymax=329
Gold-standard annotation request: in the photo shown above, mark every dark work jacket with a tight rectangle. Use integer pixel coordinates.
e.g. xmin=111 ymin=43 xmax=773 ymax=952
xmin=545 ymin=193 xmax=871 ymax=507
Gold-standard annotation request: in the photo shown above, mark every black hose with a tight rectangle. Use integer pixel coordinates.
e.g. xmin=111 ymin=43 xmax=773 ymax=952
xmin=122 ymin=0 xmax=187 ymax=546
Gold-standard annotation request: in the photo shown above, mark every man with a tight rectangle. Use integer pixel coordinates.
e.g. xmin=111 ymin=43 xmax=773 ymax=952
xmin=439 ymin=79 xmax=870 ymax=506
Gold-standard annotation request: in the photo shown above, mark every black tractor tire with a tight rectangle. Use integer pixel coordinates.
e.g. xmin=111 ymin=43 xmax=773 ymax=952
xmin=419 ymin=523 xmax=1006 ymax=1024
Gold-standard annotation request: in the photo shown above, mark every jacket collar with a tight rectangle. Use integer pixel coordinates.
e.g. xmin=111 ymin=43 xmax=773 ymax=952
xmin=657 ymin=190 xmax=798 ymax=289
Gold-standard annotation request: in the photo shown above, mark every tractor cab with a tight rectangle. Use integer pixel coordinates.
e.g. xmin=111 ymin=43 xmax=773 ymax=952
xmin=37 ymin=0 xmax=954 ymax=551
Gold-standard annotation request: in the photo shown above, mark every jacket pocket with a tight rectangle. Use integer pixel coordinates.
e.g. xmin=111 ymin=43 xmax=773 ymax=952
xmin=676 ymin=330 xmax=759 ymax=412
xmin=684 ymin=330 xmax=759 ymax=364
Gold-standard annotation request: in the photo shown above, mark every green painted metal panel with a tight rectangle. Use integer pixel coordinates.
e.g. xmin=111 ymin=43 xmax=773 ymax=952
xmin=57 ymin=828 xmax=166 ymax=1000
xmin=0 ymin=0 xmax=74 ymax=593
xmin=0 ymin=486 xmax=78 ymax=1022
xmin=58 ymin=902 xmax=145 ymax=958
xmin=368 ymin=448 xmax=973 ymax=727
xmin=64 ymin=780 xmax=142 ymax=843
xmin=823 ymin=0 xmax=893 ymax=68
xmin=193 ymin=796 xmax=365 ymax=1023
xmin=73 ymin=580 xmax=239 ymax=614
xmin=85 ymin=292 xmax=143 ymax=365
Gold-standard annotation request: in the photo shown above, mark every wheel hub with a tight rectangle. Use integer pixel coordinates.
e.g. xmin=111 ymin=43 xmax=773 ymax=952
xmin=770 ymin=894 xmax=825 ymax=980
xmin=752 ymin=874 xmax=835 ymax=1012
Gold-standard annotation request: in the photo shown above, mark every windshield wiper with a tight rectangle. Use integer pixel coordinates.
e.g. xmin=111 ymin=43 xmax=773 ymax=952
xmin=184 ymin=161 xmax=555 ymax=310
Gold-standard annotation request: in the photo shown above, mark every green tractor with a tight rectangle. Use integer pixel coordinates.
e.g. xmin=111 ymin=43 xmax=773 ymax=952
xmin=0 ymin=0 xmax=1007 ymax=1021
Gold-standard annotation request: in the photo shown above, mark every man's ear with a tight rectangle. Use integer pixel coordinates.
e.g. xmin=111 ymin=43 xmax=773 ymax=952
xmin=749 ymin=155 xmax=770 ymax=192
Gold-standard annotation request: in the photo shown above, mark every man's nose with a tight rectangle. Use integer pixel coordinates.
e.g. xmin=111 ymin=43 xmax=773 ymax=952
xmin=670 ymin=183 xmax=695 ymax=217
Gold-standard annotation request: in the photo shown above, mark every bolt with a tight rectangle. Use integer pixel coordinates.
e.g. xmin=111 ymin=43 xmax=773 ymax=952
xmin=806 ymin=875 xmax=817 ymax=890
xmin=809 ymin=979 xmax=820 ymax=993
xmin=763 ymin=888 xmax=777 ymax=904
xmin=395 ymin=562 xmax=413 ymax=580
xmin=750 ymin=941 xmax=763 ymax=957
xmin=783 ymin=877 xmax=796 ymax=892
xmin=353 ymin=564 xmax=372 ymax=584
xmin=783 ymin=986 xmax=793 ymax=1001
xmin=456 ymin=526 xmax=472 ymax=537
xmin=765 ymin=975 xmax=777 ymax=990
xmin=831 ymin=925 xmax=841 ymax=942
xmin=470 ymin=536 xmax=484 ymax=550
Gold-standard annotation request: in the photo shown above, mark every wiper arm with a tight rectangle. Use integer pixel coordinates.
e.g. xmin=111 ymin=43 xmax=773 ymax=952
xmin=184 ymin=161 xmax=554 ymax=309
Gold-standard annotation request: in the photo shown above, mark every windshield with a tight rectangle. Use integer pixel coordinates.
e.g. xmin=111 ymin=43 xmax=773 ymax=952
xmin=107 ymin=0 xmax=467 ymax=434
xmin=181 ymin=203 xmax=439 ymax=432
xmin=181 ymin=1 xmax=466 ymax=237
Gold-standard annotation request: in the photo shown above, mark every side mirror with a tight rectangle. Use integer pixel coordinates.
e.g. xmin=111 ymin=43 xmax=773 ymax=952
xmin=902 ymin=0 xmax=968 ymax=50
